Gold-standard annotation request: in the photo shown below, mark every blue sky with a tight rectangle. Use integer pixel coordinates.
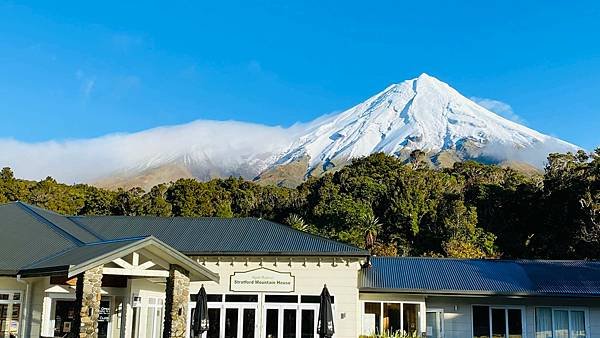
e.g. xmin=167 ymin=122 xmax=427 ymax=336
xmin=0 ymin=1 xmax=598 ymax=149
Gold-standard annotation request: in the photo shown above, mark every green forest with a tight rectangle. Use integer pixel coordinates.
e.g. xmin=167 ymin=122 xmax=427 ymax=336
xmin=1 ymin=149 xmax=598 ymax=260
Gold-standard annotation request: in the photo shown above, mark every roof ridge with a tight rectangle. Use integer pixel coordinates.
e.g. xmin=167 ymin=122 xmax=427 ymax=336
xmin=22 ymin=202 xmax=103 ymax=241
xmin=16 ymin=201 xmax=85 ymax=246
xmin=82 ymin=236 xmax=149 ymax=246
xmin=68 ymin=216 xmax=106 ymax=241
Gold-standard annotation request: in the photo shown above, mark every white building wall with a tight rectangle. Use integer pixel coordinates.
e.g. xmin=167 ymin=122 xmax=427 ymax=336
xmin=425 ymin=295 xmax=600 ymax=338
xmin=191 ymin=256 xmax=364 ymax=338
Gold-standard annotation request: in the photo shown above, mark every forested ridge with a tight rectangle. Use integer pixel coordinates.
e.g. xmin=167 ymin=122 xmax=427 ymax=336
xmin=1 ymin=149 xmax=598 ymax=260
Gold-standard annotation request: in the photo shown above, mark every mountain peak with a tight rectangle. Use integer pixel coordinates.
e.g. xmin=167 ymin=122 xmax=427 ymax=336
xmin=276 ymin=74 xmax=580 ymax=173
xmin=2 ymin=74 xmax=580 ymax=189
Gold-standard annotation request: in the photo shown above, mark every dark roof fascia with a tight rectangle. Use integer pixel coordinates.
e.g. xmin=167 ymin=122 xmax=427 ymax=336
xmin=182 ymin=251 xmax=369 ymax=257
xmin=358 ymin=288 xmax=600 ymax=298
xmin=0 ymin=270 xmax=18 ymax=277
xmin=17 ymin=266 xmax=70 ymax=278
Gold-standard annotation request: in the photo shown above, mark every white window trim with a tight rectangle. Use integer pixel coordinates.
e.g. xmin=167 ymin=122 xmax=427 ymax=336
xmin=360 ymin=300 xmax=427 ymax=336
xmin=534 ymin=306 xmax=590 ymax=338
xmin=0 ymin=290 xmax=23 ymax=337
xmin=470 ymin=304 xmax=528 ymax=338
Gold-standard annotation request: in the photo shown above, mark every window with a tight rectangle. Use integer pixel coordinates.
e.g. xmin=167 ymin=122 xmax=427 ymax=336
xmin=362 ymin=301 xmax=423 ymax=336
xmin=363 ymin=303 xmax=382 ymax=335
xmin=535 ymin=307 xmax=588 ymax=338
xmin=0 ymin=291 xmax=22 ymax=338
xmin=472 ymin=306 xmax=523 ymax=338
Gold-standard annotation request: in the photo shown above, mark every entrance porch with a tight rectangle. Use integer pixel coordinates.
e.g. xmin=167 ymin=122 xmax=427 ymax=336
xmin=15 ymin=236 xmax=218 ymax=338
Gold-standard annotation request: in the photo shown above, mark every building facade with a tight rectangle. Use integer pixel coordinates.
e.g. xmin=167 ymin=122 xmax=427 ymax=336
xmin=1 ymin=201 xmax=599 ymax=338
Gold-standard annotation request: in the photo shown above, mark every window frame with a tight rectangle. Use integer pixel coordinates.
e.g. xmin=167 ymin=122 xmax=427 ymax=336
xmin=360 ymin=300 xmax=426 ymax=336
xmin=470 ymin=304 xmax=527 ymax=338
xmin=0 ymin=290 xmax=23 ymax=337
xmin=534 ymin=306 xmax=590 ymax=338
xmin=425 ymin=308 xmax=445 ymax=338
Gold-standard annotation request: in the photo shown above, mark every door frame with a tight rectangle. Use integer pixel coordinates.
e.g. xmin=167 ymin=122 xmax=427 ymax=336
xmin=262 ymin=302 xmax=319 ymax=338
xmin=425 ymin=308 xmax=444 ymax=338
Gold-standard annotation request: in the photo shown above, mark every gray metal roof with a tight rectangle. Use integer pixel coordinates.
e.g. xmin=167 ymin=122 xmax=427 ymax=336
xmin=71 ymin=216 xmax=368 ymax=256
xmin=22 ymin=203 xmax=102 ymax=243
xmin=20 ymin=237 xmax=145 ymax=275
xmin=0 ymin=202 xmax=78 ymax=275
xmin=0 ymin=201 xmax=367 ymax=276
xmin=359 ymin=257 xmax=600 ymax=297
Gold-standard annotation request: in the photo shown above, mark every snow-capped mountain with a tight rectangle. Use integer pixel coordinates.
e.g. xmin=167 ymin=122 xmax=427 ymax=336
xmin=270 ymin=73 xmax=580 ymax=177
xmin=0 ymin=73 xmax=582 ymax=189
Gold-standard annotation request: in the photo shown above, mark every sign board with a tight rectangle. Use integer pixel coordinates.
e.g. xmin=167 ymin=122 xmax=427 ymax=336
xmin=362 ymin=313 xmax=376 ymax=335
xmin=230 ymin=268 xmax=295 ymax=293
xmin=98 ymin=301 xmax=110 ymax=322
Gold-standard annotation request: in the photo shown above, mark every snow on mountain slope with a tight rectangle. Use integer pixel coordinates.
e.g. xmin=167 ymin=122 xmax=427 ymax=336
xmin=0 ymin=73 xmax=582 ymax=189
xmin=274 ymin=73 xmax=580 ymax=173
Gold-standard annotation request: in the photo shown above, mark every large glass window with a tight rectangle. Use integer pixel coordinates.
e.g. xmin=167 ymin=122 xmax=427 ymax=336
xmin=243 ymin=308 xmax=256 ymax=338
xmin=383 ymin=303 xmax=400 ymax=334
xmin=403 ymin=303 xmax=419 ymax=335
xmin=283 ymin=309 xmax=296 ymax=338
xmin=472 ymin=306 xmax=523 ymax=338
xmin=491 ymin=308 xmax=507 ymax=338
xmin=0 ymin=291 xmax=22 ymax=338
xmin=225 ymin=308 xmax=239 ymax=338
xmin=207 ymin=308 xmax=221 ymax=338
xmin=362 ymin=302 xmax=422 ymax=336
xmin=473 ymin=306 xmax=491 ymax=338
xmin=363 ymin=302 xmax=381 ymax=335
xmin=535 ymin=307 xmax=588 ymax=338
xmin=266 ymin=308 xmax=278 ymax=338
xmin=301 ymin=309 xmax=315 ymax=338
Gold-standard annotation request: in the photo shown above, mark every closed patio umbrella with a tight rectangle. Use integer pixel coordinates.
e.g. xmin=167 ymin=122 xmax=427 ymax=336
xmin=191 ymin=285 xmax=209 ymax=338
xmin=317 ymin=284 xmax=335 ymax=338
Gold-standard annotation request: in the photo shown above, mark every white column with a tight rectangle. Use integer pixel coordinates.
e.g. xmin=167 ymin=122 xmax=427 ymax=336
xmin=420 ymin=302 xmax=427 ymax=335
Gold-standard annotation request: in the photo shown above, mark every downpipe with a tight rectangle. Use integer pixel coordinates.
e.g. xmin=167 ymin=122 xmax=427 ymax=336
xmin=16 ymin=275 xmax=32 ymax=338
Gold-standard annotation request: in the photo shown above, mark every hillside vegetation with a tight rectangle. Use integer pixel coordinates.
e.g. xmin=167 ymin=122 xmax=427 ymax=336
xmin=1 ymin=149 xmax=598 ymax=260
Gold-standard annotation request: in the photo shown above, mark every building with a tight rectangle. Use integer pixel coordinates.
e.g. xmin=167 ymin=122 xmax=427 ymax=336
xmin=0 ymin=201 xmax=599 ymax=338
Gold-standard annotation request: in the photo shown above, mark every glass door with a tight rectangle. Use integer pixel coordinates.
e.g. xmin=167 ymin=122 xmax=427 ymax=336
xmin=426 ymin=310 xmax=443 ymax=338
xmin=264 ymin=304 xmax=318 ymax=338
xmin=300 ymin=307 xmax=316 ymax=338
xmin=224 ymin=305 xmax=258 ymax=338
xmin=131 ymin=295 xmax=164 ymax=338
xmin=264 ymin=304 xmax=298 ymax=338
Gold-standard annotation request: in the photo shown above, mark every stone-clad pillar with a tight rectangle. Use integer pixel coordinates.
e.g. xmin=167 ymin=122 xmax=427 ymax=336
xmin=73 ymin=265 xmax=104 ymax=338
xmin=163 ymin=265 xmax=190 ymax=338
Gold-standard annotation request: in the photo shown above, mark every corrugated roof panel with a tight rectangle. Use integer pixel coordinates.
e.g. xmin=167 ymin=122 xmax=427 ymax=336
xmin=22 ymin=203 xmax=102 ymax=243
xmin=359 ymin=257 xmax=600 ymax=297
xmin=71 ymin=216 xmax=368 ymax=256
xmin=0 ymin=203 xmax=76 ymax=274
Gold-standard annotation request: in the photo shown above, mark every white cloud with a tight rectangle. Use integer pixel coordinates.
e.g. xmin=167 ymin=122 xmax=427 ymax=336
xmin=0 ymin=120 xmax=295 ymax=184
xmin=471 ymin=96 xmax=526 ymax=125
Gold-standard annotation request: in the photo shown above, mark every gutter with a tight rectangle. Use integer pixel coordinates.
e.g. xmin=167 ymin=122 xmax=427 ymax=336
xmin=16 ymin=275 xmax=32 ymax=338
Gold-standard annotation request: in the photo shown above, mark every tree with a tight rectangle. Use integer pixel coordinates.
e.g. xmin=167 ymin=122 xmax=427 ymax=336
xmin=361 ymin=214 xmax=382 ymax=252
